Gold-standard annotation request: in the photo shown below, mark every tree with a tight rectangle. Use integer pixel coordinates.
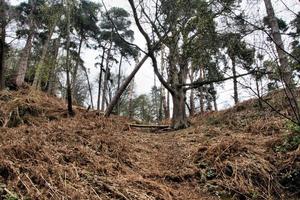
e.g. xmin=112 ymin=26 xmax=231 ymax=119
xmin=221 ymin=33 xmax=255 ymax=104
xmin=71 ymin=0 xmax=100 ymax=100
xmin=65 ymin=0 xmax=74 ymax=116
xmin=0 ymin=0 xmax=7 ymax=90
xmin=264 ymin=0 xmax=300 ymax=123
xmin=99 ymin=7 xmax=137 ymax=111
xmin=32 ymin=0 xmax=63 ymax=89
xmin=13 ymin=0 xmax=41 ymax=88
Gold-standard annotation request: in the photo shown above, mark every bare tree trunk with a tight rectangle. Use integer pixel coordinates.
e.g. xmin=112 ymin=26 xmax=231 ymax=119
xmin=0 ymin=0 xmax=6 ymax=91
xmin=211 ymin=83 xmax=218 ymax=111
xmin=189 ymin=67 xmax=195 ymax=116
xmin=101 ymin=42 xmax=112 ymax=111
xmin=105 ymin=54 xmax=149 ymax=117
xmin=264 ymin=0 xmax=300 ymax=122
xmin=171 ymin=88 xmax=188 ymax=129
xmin=97 ymin=48 xmax=105 ymax=111
xmin=82 ymin=65 xmax=94 ymax=109
xmin=15 ymin=31 xmax=34 ymax=87
xmin=166 ymin=91 xmax=170 ymax=119
xmin=14 ymin=0 xmax=35 ymax=88
xmin=128 ymin=79 xmax=134 ymax=119
xmin=71 ymin=36 xmax=83 ymax=99
xmin=65 ymin=0 xmax=74 ymax=116
xmin=47 ymin=38 xmax=60 ymax=95
xmin=199 ymin=66 xmax=204 ymax=113
xmin=117 ymin=55 xmax=123 ymax=115
xmin=232 ymin=57 xmax=238 ymax=104
xmin=32 ymin=25 xmax=55 ymax=89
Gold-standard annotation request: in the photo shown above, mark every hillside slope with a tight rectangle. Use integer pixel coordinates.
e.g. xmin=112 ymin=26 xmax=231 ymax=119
xmin=0 ymin=89 xmax=299 ymax=200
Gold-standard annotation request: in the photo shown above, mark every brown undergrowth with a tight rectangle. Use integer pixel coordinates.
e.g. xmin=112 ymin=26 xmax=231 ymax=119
xmin=192 ymin=91 xmax=300 ymax=199
xmin=0 ymin=88 xmax=299 ymax=200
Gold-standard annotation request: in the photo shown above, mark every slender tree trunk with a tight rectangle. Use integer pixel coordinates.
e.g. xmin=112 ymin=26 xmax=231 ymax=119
xmin=199 ymin=66 xmax=204 ymax=113
xmin=32 ymin=25 xmax=55 ymax=89
xmin=232 ymin=57 xmax=238 ymax=104
xmin=0 ymin=0 xmax=6 ymax=90
xmin=101 ymin=42 xmax=112 ymax=111
xmin=71 ymin=36 xmax=83 ymax=99
xmin=189 ymin=68 xmax=195 ymax=116
xmin=264 ymin=0 xmax=300 ymax=122
xmin=82 ymin=65 xmax=94 ymax=109
xmin=117 ymin=55 xmax=123 ymax=115
xmin=128 ymin=80 xmax=134 ymax=119
xmin=65 ymin=0 xmax=74 ymax=116
xmin=97 ymin=48 xmax=105 ymax=111
xmin=47 ymin=38 xmax=60 ymax=95
xmin=256 ymin=78 xmax=263 ymax=108
xmin=166 ymin=91 xmax=170 ymax=119
xmin=211 ymin=83 xmax=218 ymax=111
xmin=105 ymin=54 xmax=149 ymax=117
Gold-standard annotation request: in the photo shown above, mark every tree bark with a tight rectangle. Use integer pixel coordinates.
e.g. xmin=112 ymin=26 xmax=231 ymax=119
xmin=232 ymin=57 xmax=238 ymax=104
xmin=199 ymin=66 xmax=204 ymax=113
xmin=264 ymin=0 xmax=300 ymax=122
xmin=101 ymin=42 xmax=112 ymax=111
xmin=0 ymin=0 xmax=6 ymax=90
xmin=47 ymin=38 xmax=60 ymax=95
xmin=97 ymin=48 xmax=106 ymax=111
xmin=171 ymin=88 xmax=188 ymax=129
xmin=71 ymin=36 xmax=84 ymax=99
xmin=117 ymin=55 xmax=123 ymax=115
xmin=82 ymin=65 xmax=94 ymax=109
xmin=189 ymin=67 xmax=195 ymax=116
xmin=65 ymin=0 xmax=74 ymax=116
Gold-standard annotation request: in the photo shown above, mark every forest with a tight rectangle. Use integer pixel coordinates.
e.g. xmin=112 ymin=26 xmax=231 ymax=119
xmin=0 ymin=0 xmax=300 ymax=199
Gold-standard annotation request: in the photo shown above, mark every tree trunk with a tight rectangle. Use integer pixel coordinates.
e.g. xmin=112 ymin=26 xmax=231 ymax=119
xmin=14 ymin=31 xmax=34 ymax=88
xmin=82 ymin=65 xmax=94 ymax=109
xmin=101 ymin=42 xmax=112 ymax=111
xmin=264 ymin=0 xmax=300 ymax=122
xmin=105 ymin=54 xmax=149 ymax=117
xmin=232 ymin=57 xmax=238 ymax=104
xmin=171 ymin=88 xmax=188 ymax=129
xmin=97 ymin=48 xmax=105 ymax=111
xmin=71 ymin=36 xmax=83 ymax=99
xmin=117 ymin=55 xmax=123 ymax=115
xmin=0 ymin=0 xmax=6 ymax=91
xmin=47 ymin=38 xmax=60 ymax=95
xmin=165 ymin=91 xmax=170 ymax=119
xmin=199 ymin=66 xmax=204 ymax=113
xmin=14 ymin=0 xmax=35 ymax=88
xmin=65 ymin=0 xmax=74 ymax=116
xmin=32 ymin=25 xmax=55 ymax=89
xmin=128 ymin=80 xmax=134 ymax=119
xmin=189 ymin=68 xmax=195 ymax=116
xmin=211 ymin=83 xmax=218 ymax=111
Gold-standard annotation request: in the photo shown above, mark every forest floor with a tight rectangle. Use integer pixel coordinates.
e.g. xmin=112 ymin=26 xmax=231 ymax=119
xmin=0 ymin=89 xmax=299 ymax=200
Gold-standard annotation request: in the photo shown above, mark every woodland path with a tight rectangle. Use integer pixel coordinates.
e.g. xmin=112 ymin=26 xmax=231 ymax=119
xmin=120 ymin=127 xmax=218 ymax=200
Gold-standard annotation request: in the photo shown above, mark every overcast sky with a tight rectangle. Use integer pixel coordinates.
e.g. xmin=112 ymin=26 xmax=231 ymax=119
xmin=8 ymin=0 xmax=300 ymax=109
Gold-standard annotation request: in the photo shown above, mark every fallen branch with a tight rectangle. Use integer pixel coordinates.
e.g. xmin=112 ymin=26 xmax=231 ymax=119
xmin=127 ymin=124 xmax=169 ymax=129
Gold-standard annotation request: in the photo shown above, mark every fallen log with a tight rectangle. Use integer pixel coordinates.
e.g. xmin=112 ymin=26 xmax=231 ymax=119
xmin=127 ymin=124 xmax=169 ymax=129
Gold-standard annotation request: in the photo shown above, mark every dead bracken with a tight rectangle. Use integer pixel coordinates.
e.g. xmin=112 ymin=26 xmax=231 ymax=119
xmin=0 ymin=89 xmax=299 ymax=200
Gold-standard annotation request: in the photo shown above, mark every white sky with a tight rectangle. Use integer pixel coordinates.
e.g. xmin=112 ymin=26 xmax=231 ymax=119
xmin=7 ymin=0 xmax=300 ymax=110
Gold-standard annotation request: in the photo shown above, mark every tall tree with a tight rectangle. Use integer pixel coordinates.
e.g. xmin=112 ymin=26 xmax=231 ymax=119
xmin=13 ymin=0 xmax=40 ymax=88
xmin=65 ymin=0 xmax=74 ymax=116
xmin=0 ymin=0 xmax=7 ymax=90
xmin=264 ymin=0 xmax=300 ymax=123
